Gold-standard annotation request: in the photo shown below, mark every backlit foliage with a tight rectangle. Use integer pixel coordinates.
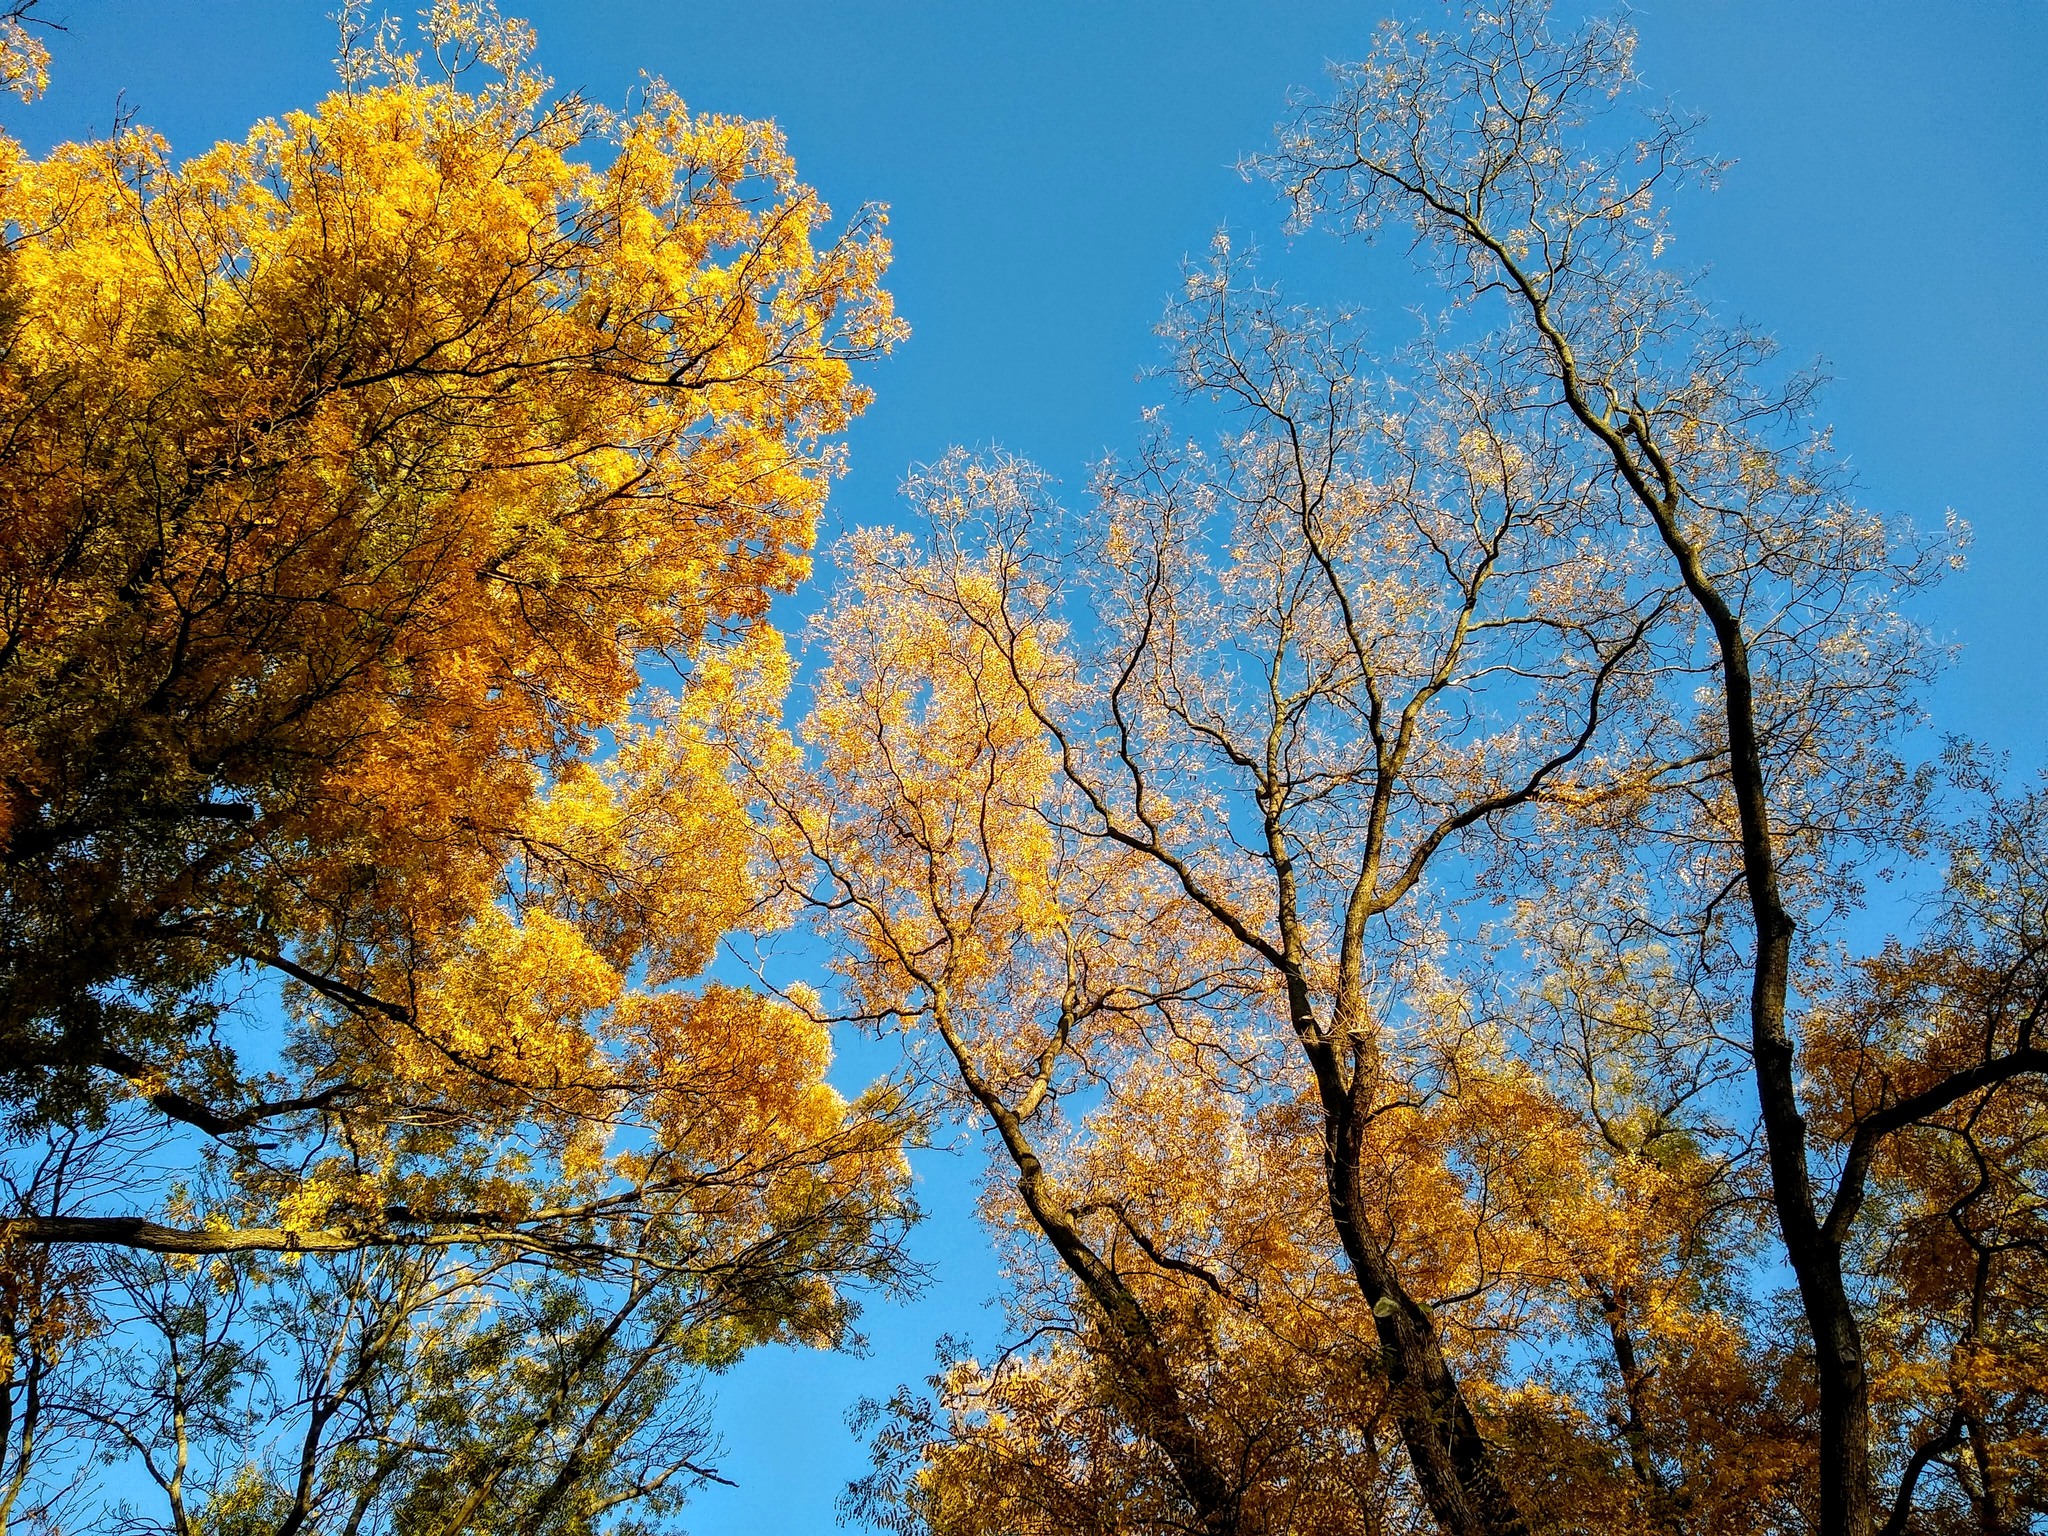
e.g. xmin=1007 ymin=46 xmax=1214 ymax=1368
xmin=789 ymin=7 xmax=2044 ymax=1536
xmin=0 ymin=6 xmax=909 ymax=1531
xmin=4 ymin=2 xmax=2042 ymax=1534
xmin=0 ymin=0 xmax=904 ymax=1234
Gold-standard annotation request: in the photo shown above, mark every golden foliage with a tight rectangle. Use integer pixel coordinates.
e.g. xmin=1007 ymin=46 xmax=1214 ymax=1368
xmin=0 ymin=0 xmax=899 ymax=1082
xmin=0 ymin=1 xmax=909 ymax=1311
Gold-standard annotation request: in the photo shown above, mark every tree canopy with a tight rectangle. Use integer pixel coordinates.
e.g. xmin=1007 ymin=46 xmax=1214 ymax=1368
xmin=769 ymin=8 xmax=2044 ymax=1536
xmin=4 ymin=4 xmax=2044 ymax=1535
xmin=0 ymin=5 xmax=913 ymax=1531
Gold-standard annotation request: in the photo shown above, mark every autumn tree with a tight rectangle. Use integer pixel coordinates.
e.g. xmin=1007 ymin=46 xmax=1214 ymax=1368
xmin=747 ymin=513 xmax=1291 ymax=1535
xmin=0 ymin=0 xmax=906 ymax=1254
xmin=739 ymin=493 xmax=1418 ymax=1535
xmin=0 ymin=4 xmax=911 ymax=1529
xmin=0 ymin=2 xmax=49 ymax=104
xmin=845 ymin=1048 xmax=1403 ymax=1536
xmin=794 ymin=7 xmax=2034 ymax=1533
xmin=1809 ymin=773 xmax=2048 ymax=1533
xmin=777 ymin=230 xmax=1770 ymax=1533
xmin=817 ymin=5 xmax=2033 ymax=1534
xmin=1259 ymin=5 xmax=2046 ymax=1534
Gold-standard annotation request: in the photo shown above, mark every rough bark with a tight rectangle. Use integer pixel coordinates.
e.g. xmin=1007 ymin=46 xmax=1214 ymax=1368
xmin=1325 ymin=1088 xmax=1533 ymax=1536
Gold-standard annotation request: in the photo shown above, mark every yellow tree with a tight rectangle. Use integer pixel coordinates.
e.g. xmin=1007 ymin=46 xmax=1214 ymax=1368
xmin=779 ymin=221 xmax=1745 ymax=1532
xmin=752 ymin=505 xmax=1431 ymax=1534
xmin=1261 ymin=4 xmax=1990 ymax=1534
xmin=743 ymin=517 xmax=1280 ymax=1535
xmin=847 ymin=1045 xmax=1405 ymax=1536
xmin=797 ymin=194 xmax=1959 ymax=1534
xmin=0 ymin=1 xmax=47 ymax=103
xmin=0 ymin=0 xmax=906 ymax=1267
xmin=1806 ymin=776 xmax=2048 ymax=1533
xmin=0 ymin=4 xmax=913 ymax=1526
xmin=1460 ymin=918 xmax=1809 ymax=1531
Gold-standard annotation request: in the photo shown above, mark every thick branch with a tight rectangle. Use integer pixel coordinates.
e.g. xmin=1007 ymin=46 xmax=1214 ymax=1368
xmin=96 ymin=1047 xmax=361 ymax=1139
xmin=1825 ymin=1047 xmax=2048 ymax=1245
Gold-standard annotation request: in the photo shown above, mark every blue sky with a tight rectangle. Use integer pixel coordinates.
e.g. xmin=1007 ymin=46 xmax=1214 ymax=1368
xmin=10 ymin=2 xmax=2045 ymax=1530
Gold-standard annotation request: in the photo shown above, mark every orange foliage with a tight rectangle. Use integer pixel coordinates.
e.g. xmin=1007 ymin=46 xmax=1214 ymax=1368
xmin=0 ymin=2 xmax=908 ymax=1300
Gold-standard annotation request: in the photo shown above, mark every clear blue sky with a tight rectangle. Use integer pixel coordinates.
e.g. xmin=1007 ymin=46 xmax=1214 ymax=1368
xmin=10 ymin=3 xmax=2044 ymax=1530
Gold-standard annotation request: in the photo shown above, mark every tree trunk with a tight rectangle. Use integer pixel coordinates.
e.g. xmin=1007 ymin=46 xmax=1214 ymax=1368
xmin=1326 ymin=1090 xmax=1532 ymax=1536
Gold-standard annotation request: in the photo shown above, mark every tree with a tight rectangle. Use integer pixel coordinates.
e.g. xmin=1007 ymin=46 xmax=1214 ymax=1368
xmin=0 ymin=0 xmax=905 ymax=1257
xmin=752 ymin=514 xmax=1406 ymax=1534
xmin=2 ymin=1119 xmax=775 ymax=1536
xmin=743 ymin=510 xmax=1278 ymax=1535
xmin=1814 ymin=775 xmax=2048 ymax=1534
xmin=0 ymin=5 xmax=912 ymax=1529
xmin=786 ymin=241 xmax=1727 ymax=1532
xmin=1260 ymin=6 xmax=2026 ymax=1534
xmin=845 ymin=1048 xmax=1404 ymax=1536
xmin=793 ymin=6 xmax=2042 ymax=1534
